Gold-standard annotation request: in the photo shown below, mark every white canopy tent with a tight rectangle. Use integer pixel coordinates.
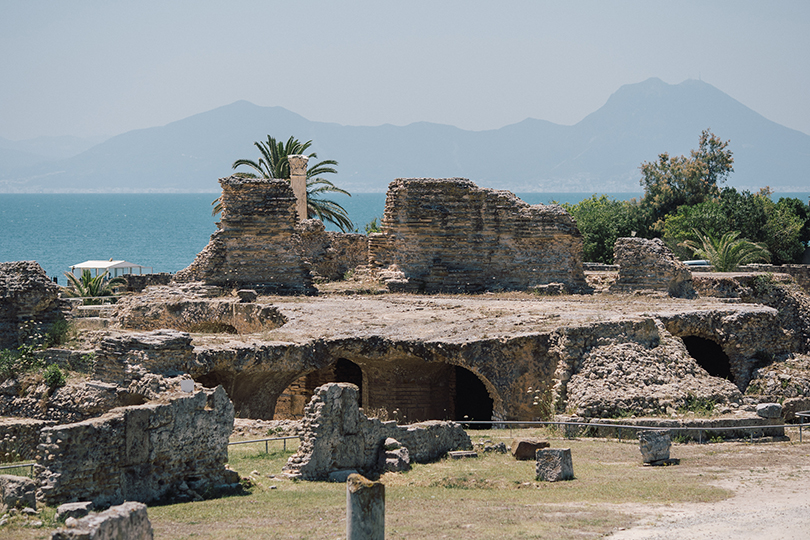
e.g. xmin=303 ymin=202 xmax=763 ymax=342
xmin=69 ymin=260 xmax=153 ymax=278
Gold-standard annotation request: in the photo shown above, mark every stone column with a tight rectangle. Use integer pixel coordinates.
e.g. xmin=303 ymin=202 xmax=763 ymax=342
xmin=346 ymin=473 xmax=384 ymax=540
xmin=288 ymin=154 xmax=309 ymax=221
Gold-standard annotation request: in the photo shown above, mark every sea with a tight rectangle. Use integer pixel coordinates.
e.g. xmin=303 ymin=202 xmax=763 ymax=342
xmin=2 ymin=191 xmax=807 ymax=283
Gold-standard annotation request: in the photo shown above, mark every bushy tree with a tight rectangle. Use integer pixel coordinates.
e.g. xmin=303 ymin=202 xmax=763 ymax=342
xmin=639 ymin=129 xmax=734 ymax=232
xmin=563 ymin=195 xmax=645 ymax=263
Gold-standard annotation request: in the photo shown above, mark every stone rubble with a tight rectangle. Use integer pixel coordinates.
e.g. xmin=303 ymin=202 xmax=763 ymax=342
xmin=0 ymin=474 xmax=37 ymax=510
xmin=638 ymin=430 xmax=671 ymax=464
xmin=610 ymin=237 xmax=696 ymax=298
xmin=535 ymin=448 xmax=574 ymax=482
xmin=510 ymin=438 xmax=550 ymax=460
xmin=0 ymin=261 xmax=61 ymax=349
xmin=51 ymin=501 xmax=153 ymax=540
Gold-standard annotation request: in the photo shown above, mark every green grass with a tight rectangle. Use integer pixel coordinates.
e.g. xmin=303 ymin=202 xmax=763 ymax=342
xmin=1 ymin=429 xmax=745 ymax=540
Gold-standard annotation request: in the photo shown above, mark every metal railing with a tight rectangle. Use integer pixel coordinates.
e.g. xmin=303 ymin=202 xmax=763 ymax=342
xmin=228 ymin=435 xmax=298 ymax=453
xmin=460 ymin=417 xmax=806 ymax=444
xmin=0 ymin=462 xmax=35 ymax=477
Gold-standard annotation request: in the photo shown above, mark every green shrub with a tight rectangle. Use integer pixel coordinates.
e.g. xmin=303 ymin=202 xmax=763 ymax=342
xmin=43 ymin=364 xmax=66 ymax=390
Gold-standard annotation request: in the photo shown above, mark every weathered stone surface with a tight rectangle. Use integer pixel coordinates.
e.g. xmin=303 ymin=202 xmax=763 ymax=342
xmin=175 ymin=176 xmax=316 ymax=295
xmin=346 ymin=473 xmax=384 ymax=540
xmin=112 ymin=284 xmax=286 ymax=334
xmin=610 ymin=238 xmax=696 ymax=298
xmin=55 ymin=501 xmax=94 ymax=521
xmin=0 ymin=261 xmax=61 ymax=349
xmin=296 ymin=219 xmax=368 ymax=281
xmin=369 ymin=178 xmax=588 ymax=293
xmin=756 ymin=403 xmax=783 ymax=419
xmin=51 ymin=501 xmax=153 ymax=540
xmin=36 ymin=385 xmax=234 ymax=507
xmin=0 ymin=474 xmax=37 ymax=509
xmin=535 ymin=448 xmax=574 ymax=482
xmin=282 ymin=383 xmax=471 ymax=480
xmin=92 ymin=329 xmax=194 ymax=385
xmin=510 ymin=438 xmax=550 ymax=460
xmin=639 ymin=430 xmax=671 ymax=463
xmin=0 ymin=417 xmax=55 ymax=461
xmin=568 ymin=415 xmax=785 ymax=441
xmin=378 ymin=439 xmax=410 ymax=473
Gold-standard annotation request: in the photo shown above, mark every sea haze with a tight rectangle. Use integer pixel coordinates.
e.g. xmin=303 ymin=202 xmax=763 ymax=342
xmin=2 ymin=192 xmax=806 ymax=281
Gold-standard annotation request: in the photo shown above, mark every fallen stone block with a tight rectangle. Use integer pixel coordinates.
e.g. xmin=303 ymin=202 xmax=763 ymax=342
xmin=329 ymin=470 xmax=359 ymax=483
xmin=51 ymin=501 xmax=153 ymax=540
xmin=448 ymin=451 xmax=478 ymax=460
xmin=639 ymin=430 xmax=671 ymax=464
xmin=536 ymin=448 xmax=574 ymax=482
xmin=511 ymin=438 xmax=550 ymax=460
xmin=0 ymin=474 xmax=37 ymax=510
xmin=378 ymin=439 xmax=410 ymax=473
xmin=756 ymin=402 xmax=783 ymax=419
xmin=56 ymin=501 xmax=93 ymax=521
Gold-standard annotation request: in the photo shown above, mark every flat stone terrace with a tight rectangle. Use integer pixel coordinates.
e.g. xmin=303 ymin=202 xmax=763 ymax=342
xmin=190 ymin=291 xmax=767 ymax=347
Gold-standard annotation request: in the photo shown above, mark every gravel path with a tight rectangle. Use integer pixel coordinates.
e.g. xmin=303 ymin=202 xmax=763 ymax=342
xmin=608 ymin=465 xmax=810 ymax=539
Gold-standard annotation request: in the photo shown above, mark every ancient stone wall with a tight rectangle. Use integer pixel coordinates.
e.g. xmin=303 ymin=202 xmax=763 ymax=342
xmin=119 ymin=273 xmax=173 ymax=292
xmin=36 ymin=385 xmax=234 ymax=507
xmin=0 ymin=417 xmax=55 ymax=462
xmin=742 ymin=264 xmax=810 ymax=294
xmin=282 ymin=383 xmax=471 ymax=480
xmin=369 ymin=178 xmax=588 ymax=293
xmin=174 ymin=176 xmax=316 ymax=295
xmin=92 ymin=330 xmax=195 ymax=385
xmin=610 ymin=237 xmax=696 ymax=298
xmin=296 ymin=219 xmax=368 ymax=281
xmin=0 ymin=261 xmax=61 ymax=349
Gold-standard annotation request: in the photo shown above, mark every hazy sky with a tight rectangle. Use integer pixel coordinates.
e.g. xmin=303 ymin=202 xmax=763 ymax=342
xmin=2 ymin=1 xmax=808 ymax=141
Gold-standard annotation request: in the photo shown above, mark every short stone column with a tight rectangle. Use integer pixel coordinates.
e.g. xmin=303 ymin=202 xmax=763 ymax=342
xmin=288 ymin=154 xmax=309 ymax=221
xmin=347 ymin=473 xmax=384 ymax=540
xmin=536 ymin=448 xmax=574 ymax=482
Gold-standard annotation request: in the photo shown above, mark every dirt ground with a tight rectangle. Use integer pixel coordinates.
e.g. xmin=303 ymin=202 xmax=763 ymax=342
xmin=607 ymin=438 xmax=810 ymax=539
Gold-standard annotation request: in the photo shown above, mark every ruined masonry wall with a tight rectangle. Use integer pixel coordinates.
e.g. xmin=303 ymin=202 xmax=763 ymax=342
xmin=0 ymin=261 xmax=61 ymax=349
xmin=283 ymin=383 xmax=471 ymax=480
xmin=611 ymin=237 xmax=696 ymax=298
xmin=369 ymin=178 xmax=587 ymax=293
xmin=36 ymin=386 xmax=234 ymax=507
xmin=296 ymin=219 xmax=368 ymax=281
xmin=174 ymin=176 xmax=316 ymax=294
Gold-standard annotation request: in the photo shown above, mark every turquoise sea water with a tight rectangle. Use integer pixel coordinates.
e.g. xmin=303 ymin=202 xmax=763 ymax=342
xmin=2 ymin=191 xmax=807 ymax=282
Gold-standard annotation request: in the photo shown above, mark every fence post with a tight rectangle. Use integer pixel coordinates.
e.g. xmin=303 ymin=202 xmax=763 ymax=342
xmin=347 ymin=474 xmax=384 ymax=540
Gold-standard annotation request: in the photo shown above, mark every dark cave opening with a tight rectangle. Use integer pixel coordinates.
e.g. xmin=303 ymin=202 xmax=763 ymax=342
xmin=682 ymin=335 xmax=733 ymax=382
xmin=454 ymin=366 xmax=494 ymax=428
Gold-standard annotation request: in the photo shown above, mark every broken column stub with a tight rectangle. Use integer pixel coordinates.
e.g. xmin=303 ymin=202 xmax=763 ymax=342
xmin=639 ymin=430 xmax=671 ymax=464
xmin=611 ymin=237 xmax=697 ymax=298
xmin=174 ymin=175 xmax=316 ymax=295
xmin=536 ymin=448 xmax=574 ymax=482
xmin=282 ymin=383 xmax=471 ymax=480
xmin=370 ymin=178 xmax=588 ymax=293
xmin=346 ymin=473 xmax=385 ymax=540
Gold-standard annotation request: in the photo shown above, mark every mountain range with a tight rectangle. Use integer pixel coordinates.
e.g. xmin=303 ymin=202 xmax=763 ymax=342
xmin=1 ymin=78 xmax=809 ymax=193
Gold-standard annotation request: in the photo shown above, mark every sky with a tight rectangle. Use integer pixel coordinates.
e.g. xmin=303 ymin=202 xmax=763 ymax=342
xmin=1 ymin=0 xmax=809 ymax=141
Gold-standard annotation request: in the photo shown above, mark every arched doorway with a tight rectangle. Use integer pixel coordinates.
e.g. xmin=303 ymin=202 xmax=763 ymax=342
xmin=682 ymin=336 xmax=733 ymax=381
xmin=454 ymin=366 xmax=494 ymax=427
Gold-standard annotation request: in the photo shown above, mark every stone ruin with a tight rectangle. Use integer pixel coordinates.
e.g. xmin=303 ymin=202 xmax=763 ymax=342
xmin=174 ymin=176 xmax=316 ymax=295
xmin=610 ymin=237 xmax=697 ymax=298
xmin=36 ymin=382 xmax=235 ymax=507
xmin=282 ymin=383 xmax=472 ymax=480
xmin=369 ymin=178 xmax=588 ymax=293
xmin=0 ymin=261 xmax=61 ymax=349
xmin=296 ymin=219 xmax=367 ymax=282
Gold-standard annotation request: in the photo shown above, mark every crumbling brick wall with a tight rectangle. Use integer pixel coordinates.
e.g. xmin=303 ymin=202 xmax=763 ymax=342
xmin=0 ymin=261 xmax=61 ymax=349
xmin=369 ymin=178 xmax=588 ymax=293
xmin=174 ymin=176 xmax=316 ymax=295
xmin=36 ymin=385 xmax=234 ymax=507
xmin=296 ymin=219 xmax=368 ymax=281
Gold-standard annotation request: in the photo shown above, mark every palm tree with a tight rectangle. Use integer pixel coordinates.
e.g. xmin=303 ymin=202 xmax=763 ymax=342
xmin=62 ymin=269 xmax=126 ymax=305
xmin=213 ymin=136 xmax=353 ymax=231
xmin=680 ymin=230 xmax=770 ymax=272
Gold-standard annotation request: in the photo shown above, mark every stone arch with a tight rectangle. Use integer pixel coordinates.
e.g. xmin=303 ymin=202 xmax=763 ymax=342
xmin=681 ymin=335 xmax=733 ymax=382
xmin=453 ymin=366 xmax=494 ymax=426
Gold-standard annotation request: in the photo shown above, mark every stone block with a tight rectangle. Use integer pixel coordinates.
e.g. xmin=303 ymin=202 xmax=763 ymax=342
xmin=511 ymin=438 xmax=550 ymax=460
xmin=56 ymin=501 xmax=93 ymax=521
xmin=51 ymin=501 xmax=153 ymax=540
xmin=756 ymin=402 xmax=783 ymax=419
xmin=535 ymin=448 xmax=574 ymax=482
xmin=639 ymin=430 xmax=671 ymax=463
xmin=0 ymin=474 xmax=37 ymax=509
